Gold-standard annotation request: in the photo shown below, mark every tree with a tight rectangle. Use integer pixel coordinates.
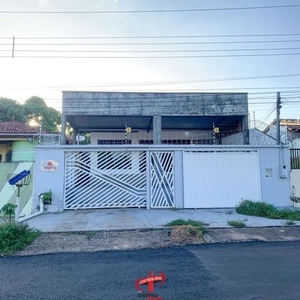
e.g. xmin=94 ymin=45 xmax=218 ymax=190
xmin=0 ymin=98 xmax=27 ymax=123
xmin=23 ymin=96 xmax=61 ymax=132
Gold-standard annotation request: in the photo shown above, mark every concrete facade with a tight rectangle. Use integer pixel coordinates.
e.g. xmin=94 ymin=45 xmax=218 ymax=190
xmin=61 ymin=91 xmax=249 ymax=145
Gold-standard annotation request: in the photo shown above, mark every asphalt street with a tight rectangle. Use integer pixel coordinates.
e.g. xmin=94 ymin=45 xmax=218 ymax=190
xmin=0 ymin=241 xmax=300 ymax=300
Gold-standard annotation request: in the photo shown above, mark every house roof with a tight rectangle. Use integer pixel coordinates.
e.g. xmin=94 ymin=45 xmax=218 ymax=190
xmin=0 ymin=121 xmax=40 ymax=134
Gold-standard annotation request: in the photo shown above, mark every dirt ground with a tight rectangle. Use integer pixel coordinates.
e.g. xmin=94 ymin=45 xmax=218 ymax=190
xmin=16 ymin=226 xmax=300 ymax=256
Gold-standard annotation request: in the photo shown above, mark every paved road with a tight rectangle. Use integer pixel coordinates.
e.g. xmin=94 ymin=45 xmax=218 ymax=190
xmin=0 ymin=241 xmax=299 ymax=300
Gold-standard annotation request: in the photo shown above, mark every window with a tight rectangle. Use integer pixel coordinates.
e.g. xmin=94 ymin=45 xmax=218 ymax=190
xmin=162 ymin=139 xmax=191 ymax=145
xmin=139 ymin=140 xmax=153 ymax=145
xmin=98 ymin=140 xmax=131 ymax=145
xmin=5 ymin=151 xmax=12 ymax=162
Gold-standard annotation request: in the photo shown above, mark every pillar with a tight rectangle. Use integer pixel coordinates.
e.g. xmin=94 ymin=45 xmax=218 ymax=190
xmin=242 ymin=115 xmax=249 ymax=145
xmin=61 ymin=114 xmax=66 ymax=145
xmin=72 ymin=129 xmax=77 ymax=145
xmin=153 ymin=115 xmax=162 ymax=144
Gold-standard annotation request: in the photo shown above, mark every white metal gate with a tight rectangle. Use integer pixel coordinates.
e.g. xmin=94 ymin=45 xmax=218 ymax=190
xmin=183 ymin=150 xmax=261 ymax=208
xmin=65 ymin=150 xmax=147 ymax=209
xmin=150 ymin=152 xmax=174 ymax=208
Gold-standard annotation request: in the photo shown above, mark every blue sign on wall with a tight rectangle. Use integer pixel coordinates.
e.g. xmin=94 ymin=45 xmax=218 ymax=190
xmin=8 ymin=170 xmax=31 ymax=185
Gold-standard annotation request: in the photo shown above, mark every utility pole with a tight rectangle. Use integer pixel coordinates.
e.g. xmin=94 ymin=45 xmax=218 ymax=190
xmin=276 ymin=92 xmax=281 ymax=145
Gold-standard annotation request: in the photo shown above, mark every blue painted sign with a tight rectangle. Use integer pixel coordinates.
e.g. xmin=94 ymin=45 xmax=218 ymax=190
xmin=8 ymin=170 xmax=31 ymax=185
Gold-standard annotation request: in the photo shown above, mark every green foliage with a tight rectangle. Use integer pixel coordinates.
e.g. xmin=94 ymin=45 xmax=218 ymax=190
xmin=285 ymin=220 xmax=296 ymax=226
xmin=0 ymin=96 xmax=61 ymax=132
xmin=85 ymin=231 xmax=96 ymax=239
xmin=165 ymin=218 xmax=208 ymax=234
xmin=0 ymin=222 xmax=41 ymax=255
xmin=227 ymin=219 xmax=247 ymax=228
xmin=0 ymin=203 xmax=17 ymax=225
xmin=237 ymin=200 xmax=300 ymax=221
xmin=0 ymin=97 xmax=26 ymax=122
xmin=23 ymin=96 xmax=61 ymax=132
xmin=41 ymin=189 xmax=52 ymax=204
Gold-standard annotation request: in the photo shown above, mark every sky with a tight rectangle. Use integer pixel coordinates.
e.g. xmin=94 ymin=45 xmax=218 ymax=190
xmin=1 ymin=0 xmax=300 ymax=126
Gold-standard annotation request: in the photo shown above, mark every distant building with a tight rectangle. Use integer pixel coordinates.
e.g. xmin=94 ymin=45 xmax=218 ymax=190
xmin=0 ymin=121 xmax=40 ymax=162
xmin=265 ymin=119 xmax=300 ymax=147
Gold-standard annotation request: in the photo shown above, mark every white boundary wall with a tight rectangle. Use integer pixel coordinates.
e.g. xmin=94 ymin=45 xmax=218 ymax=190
xmin=33 ymin=145 xmax=291 ymax=212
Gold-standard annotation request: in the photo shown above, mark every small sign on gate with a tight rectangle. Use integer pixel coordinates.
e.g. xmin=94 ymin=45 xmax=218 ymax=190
xmin=41 ymin=160 xmax=58 ymax=171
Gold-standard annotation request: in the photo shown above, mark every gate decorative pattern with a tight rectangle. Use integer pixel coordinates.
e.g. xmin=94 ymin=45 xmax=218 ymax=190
xmin=150 ymin=152 xmax=174 ymax=208
xmin=65 ymin=151 xmax=147 ymax=209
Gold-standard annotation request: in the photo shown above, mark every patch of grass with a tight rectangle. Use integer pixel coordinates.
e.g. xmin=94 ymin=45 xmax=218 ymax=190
xmin=236 ymin=200 xmax=300 ymax=221
xmin=284 ymin=220 xmax=296 ymax=226
xmin=165 ymin=218 xmax=207 ymax=234
xmin=85 ymin=231 xmax=96 ymax=239
xmin=227 ymin=219 xmax=247 ymax=228
xmin=0 ymin=222 xmax=41 ymax=255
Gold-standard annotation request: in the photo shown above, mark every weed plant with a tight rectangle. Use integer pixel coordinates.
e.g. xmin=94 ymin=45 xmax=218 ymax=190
xmin=227 ymin=219 xmax=247 ymax=228
xmin=236 ymin=200 xmax=300 ymax=221
xmin=166 ymin=218 xmax=208 ymax=234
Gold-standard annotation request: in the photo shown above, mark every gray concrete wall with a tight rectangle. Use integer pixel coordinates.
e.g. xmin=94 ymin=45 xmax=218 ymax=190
xmin=62 ymin=91 xmax=248 ymax=116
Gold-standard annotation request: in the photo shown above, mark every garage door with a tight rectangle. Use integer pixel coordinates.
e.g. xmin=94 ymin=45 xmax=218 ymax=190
xmin=183 ymin=150 xmax=261 ymax=208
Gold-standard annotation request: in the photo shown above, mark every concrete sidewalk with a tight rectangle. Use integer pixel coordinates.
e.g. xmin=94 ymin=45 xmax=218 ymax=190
xmin=23 ymin=208 xmax=300 ymax=232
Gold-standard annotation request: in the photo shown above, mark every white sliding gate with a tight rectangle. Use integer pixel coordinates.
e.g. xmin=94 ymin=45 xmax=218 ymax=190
xmin=183 ymin=150 xmax=261 ymax=208
xmin=65 ymin=150 xmax=147 ymax=209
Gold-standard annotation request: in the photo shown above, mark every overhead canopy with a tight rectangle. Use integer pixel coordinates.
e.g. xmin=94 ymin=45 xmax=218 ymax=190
xmin=66 ymin=115 xmax=244 ymax=132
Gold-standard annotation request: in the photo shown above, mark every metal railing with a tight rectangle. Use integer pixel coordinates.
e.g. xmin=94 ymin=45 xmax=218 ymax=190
xmin=290 ymin=149 xmax=300 ymax=169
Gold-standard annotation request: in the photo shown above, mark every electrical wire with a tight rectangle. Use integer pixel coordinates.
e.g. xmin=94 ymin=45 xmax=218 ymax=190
xmin=0 ymin=4 xmax=299 ymax=14
xmin=3 ymin=33 xmax=300 ymax=39
xmin=3 ymin=39 xmax=300 ymax=45
xmin=3 ymin=53 xmax=300 ymax=58
xmin=2 ymin=47 xmax=300 ymax=53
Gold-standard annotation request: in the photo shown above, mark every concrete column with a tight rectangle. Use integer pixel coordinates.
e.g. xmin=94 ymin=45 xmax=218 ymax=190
xmin=242 ymin=115 xmax=249 ymax=145
xmin=61 ymin=114 xmax=66 ymax=145
xmin=153 ymin=115 xmax=162 ymax=144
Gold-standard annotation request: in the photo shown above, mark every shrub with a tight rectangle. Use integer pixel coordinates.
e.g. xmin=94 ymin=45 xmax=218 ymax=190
xmin=236 ymin=200 xmax=275 ymax=217
xmin=236 ymin=200 xmax=300 ymax=221
xmin=0 ymin=222 xmax=41 ymax=255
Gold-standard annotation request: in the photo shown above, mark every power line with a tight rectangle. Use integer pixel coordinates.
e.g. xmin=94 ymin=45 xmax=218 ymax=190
xmin=4 ymin=74 xmax=299 ymax=88
xmin=2 ymin=47 xmax=300 ymax=53
xmin=2 ymin=33 xmax=300 ymax=39
xmin=3 ymin=53 xmax=300 ymax=59
xmin=0 ymin=4 xmax=299 ymax=14
xmin=3 ymin=39 xmax=300 ymax=46
xmin=93 ymin=74 xmax=300 ymax=85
